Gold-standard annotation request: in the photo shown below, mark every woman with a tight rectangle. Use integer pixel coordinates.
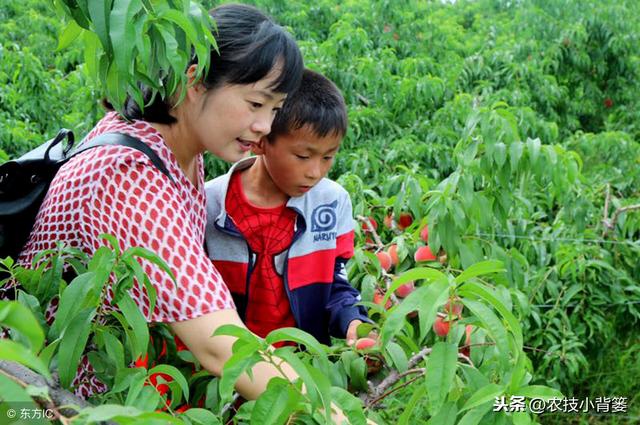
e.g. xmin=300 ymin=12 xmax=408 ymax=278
xmin=19 ymin=4 xmax=306 ymax=403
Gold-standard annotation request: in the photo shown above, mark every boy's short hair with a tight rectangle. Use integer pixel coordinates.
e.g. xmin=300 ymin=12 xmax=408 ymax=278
xmin=267 ymin=69 xmax=347 ymax=141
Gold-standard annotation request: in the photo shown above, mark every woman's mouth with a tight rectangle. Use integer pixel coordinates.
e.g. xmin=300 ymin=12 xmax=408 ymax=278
xmin=236 ymin=138 xmax=255 ymax=152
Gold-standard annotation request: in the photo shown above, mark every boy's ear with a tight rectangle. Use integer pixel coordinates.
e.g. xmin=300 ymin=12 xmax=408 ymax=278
xmin=251 ymin=137 xmax=268 ymax=155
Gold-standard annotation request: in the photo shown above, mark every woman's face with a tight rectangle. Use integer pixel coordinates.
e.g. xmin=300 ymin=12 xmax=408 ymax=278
xmin=188 ymin=67 xmax=288 ymax=163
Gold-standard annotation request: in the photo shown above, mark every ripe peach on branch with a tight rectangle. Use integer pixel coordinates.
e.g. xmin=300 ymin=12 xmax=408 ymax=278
xmin=397 ymin=212 xmax=413 ymax=230
xmin=414 ymin=245 xmax=437 ymax=262
xmin=373 ymin=288 xmax=392 ymax=310
xmin=394 ymin=280 xmax=415 ymax=298
xmin=387 ymin=244 xmax=399 ymax=266
xmin=376 ymin=251 xmax=393 ymax=271
xmin=354 ymin=337 xmax=377 ymax=351
xmin=444 ymin=297 xmax=463 ymax=318
xmin=433 ymin=316 xmax=452 ymax=337
xmin=419 ymin=224 xmax=429 ymax=242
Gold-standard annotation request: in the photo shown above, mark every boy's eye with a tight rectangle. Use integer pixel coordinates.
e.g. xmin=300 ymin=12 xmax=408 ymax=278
xmin=323 ymin=156 xmax=334 ymax=161
xmin=295 ymin=154 xmax=309 ymax=160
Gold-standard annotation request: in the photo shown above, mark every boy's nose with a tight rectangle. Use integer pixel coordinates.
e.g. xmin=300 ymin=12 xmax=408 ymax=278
xmin=305 ymin=161 xmax=322 ymax=180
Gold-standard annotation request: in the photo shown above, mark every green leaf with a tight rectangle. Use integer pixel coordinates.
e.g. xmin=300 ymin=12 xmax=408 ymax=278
xmin=306 ymin=364 xmax=333 ymax=423
xmin=526 ymin=138 xmax=541 ymax=166
xmin=380 ymin=278 xmax=449 ymax=346
xmin=58 ymin=308 xmax=96 ymax=388
xmin=512 ymin=411 xmax=533 ymax=425
xmin=148 ymin=364 xmax=190 ymax=401
xmin=110 ymin=0 xmax=143 ymax=75
xmin=356 ymin=322 xmax=377 ymax=338
xmin=454 ymin=260 xmax=506 ymax=285
xmin=517 ymin=385 xmax=563 ymax=400
xmin=57 ymin=19 xmax=83 ymax=51
xmin=160 ymin=9 xmax=200 ymax=46
xmin=116 ymin=293 xmax=149 ymax=359
xmin=0 ymin=301 xmax=45 ymax=352
xmin=331 ymin=386 xmax=367 ymax=425
xmin=460 ymin=384 xmax=504 ymax=412
xmin=88 ymin=0 xmax=113 ymax=52
xmin=510 ymin=141 xmax=524 ymax=170
xmin=385 ymin=341 xmax=408 ymax=373
xmin=0 ymin=340 xmax=51 ymax=379
xmin=101 ymin=330 xmax=125 ymax=372
xmin=461 ymin=299 xmax=511 ymax=366
xmin=39 ymin=338 xmax=61 ymax=370
xmin=0 ymin=374 xmax=39 ymax=416
xmin=458 ymin=281 xmax=523 ymax=354
xmin=349 ymin=356 xmax=368 ymax=392
xmin=213 ymin=324 xmax=261 ymax=342
xmin=50 ymin=272 xmax=101 ymax=340
xmin=74 ymin=404 xmax=178 ymax=422
xmin=250 ymin=377 xmax=299 ymax=425
xmin=425 ymin=342 xmax=458 ymax=414
xmin=265 ymin=328 xmax=328 ymax=367
xmin=493 ymin=142 xmax=507 ymax=167
xmin=276 ymin=348 xmax=323 ymax=406
xmin=457 ymin=402 xmax=493 ymax=425
xmin=182 ymin=408 xmax=223 ymax=425
xmin=385 ymin=267 xmax=448 ymax=303
xmin=218 ymin=343 xmax=262 ymax=405
xmin=426 ymin=401 xmax=457 ymax=425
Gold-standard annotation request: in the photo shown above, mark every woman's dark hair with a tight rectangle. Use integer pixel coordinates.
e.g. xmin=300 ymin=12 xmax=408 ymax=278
xmin=268 ymin=69 xmax=348 ymax=142
xmin=121 ymin=3 xmax=303 ymax=124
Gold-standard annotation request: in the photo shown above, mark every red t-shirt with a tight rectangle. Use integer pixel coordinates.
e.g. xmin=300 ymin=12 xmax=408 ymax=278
xmin=225 ymin=172 xmax=297 ymax=338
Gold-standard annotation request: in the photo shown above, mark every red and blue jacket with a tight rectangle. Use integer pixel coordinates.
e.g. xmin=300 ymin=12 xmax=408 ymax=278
xmin=204 ymin=157 xmax=369 ymax=344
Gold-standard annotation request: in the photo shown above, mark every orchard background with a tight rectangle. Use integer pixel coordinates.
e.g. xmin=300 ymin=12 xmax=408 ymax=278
xmin=1 ymin=0 xmax=639 ymax=424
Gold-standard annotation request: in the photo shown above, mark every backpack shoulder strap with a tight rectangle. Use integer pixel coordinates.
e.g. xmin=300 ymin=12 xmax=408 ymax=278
xmin=71 ymin=132 xmax=175 ymax=184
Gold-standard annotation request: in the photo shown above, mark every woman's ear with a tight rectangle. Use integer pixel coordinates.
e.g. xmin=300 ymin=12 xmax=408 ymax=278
xmin=251 ymin=137 xmax=268 ymax=155
xmin=185 ymin=64 xmax=206 ymax=100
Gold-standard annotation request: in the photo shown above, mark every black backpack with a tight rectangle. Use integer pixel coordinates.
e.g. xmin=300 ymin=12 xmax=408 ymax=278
xmin=0 ymin=129 xmax=174 ymax=261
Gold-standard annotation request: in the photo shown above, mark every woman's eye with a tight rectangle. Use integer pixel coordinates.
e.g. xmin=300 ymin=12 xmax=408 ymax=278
xmin=248 ymin=101 xmax=263 ymax=109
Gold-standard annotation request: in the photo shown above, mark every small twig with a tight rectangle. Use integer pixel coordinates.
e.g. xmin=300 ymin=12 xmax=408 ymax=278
xmin=364 ymin=347 xmax=432 ymax=406
xmin=220 ymin=393 xmax=241 ymax=417
xmin=605 ymin=204 xmax=640 ymax=236
xmin=356 ymin=215 xmax=384 ymax=250
xmin=381 ymin=270 xmax=400 ymax=306
xmin=601 ymin=183 xmax=640 ymax=237
xmin=0 ymin=360 xmax=92 ymax=419
xmin=356 ymin=93 xmax=370 ymax=106
xmin=406 ymin=346 xmax=433 ymax=370
xmin=366 ymin=373 xmax=424 ymax=408
xmin=602 ymin=184 xmax=611 ymax=235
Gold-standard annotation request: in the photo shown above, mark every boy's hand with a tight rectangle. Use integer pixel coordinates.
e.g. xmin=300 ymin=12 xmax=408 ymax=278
xmin=346 ymin=320 xmax=378 ymax=346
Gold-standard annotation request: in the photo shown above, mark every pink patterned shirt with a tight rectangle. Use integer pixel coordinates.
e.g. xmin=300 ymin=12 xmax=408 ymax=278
xmin=20 ymin=111 xmax=235 ymax=321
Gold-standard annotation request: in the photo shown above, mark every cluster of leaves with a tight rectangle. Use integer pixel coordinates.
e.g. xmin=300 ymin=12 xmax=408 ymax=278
xmin=52 ymin=0 xmax=216 ymax=117
xmin=1 ymin=240 xmax=562 ymax=423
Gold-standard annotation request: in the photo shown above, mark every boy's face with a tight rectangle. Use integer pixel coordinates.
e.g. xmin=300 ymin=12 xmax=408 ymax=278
xmin=255 ymin=125 xmax=342 ymax=197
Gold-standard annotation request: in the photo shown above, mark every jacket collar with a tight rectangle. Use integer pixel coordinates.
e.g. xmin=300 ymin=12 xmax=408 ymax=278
xmin=214 ymin=156 xmax=308 ymax=226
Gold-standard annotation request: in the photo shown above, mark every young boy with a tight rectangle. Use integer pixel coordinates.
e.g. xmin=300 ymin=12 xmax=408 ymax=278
xmin=204 ymin=69 xmax=369 ymax=345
